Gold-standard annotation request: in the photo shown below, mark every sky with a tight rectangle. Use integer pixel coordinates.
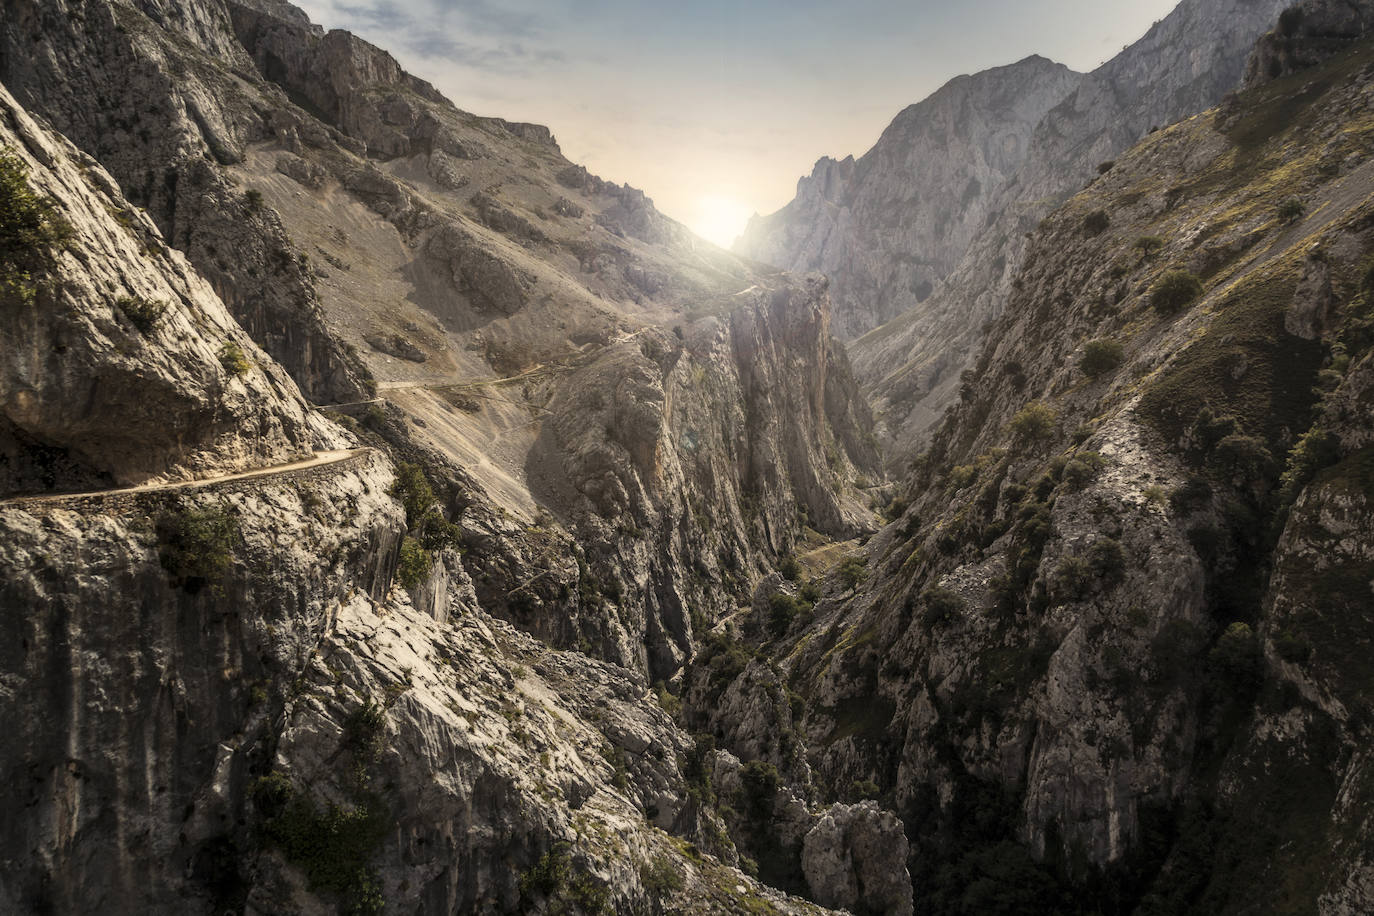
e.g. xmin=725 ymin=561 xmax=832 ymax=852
xmin=294 ymin=0 xmax=1182 ymax=247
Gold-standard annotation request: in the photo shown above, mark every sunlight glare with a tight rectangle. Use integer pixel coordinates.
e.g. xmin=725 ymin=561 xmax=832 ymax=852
xmin=688 ymin=195 xmax=754 ymax=249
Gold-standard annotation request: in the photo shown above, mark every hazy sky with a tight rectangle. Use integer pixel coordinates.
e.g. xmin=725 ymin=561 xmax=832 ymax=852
xmin=295 ymin=0 xmax=1181 ymax=246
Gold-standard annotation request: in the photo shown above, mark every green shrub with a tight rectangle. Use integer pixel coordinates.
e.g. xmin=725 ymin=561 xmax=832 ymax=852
xmin=1277 ymin=197 xmax=1305 ymax=224
xmin=1082 ymin=209 xmax=1111 ymax=236
xmin=921 ymin=586 xmax=966 ymax=631
xmin=219 ymin=340 xmax=251 ymax=375
xmin=396 ymin=536 xmax=432 ymax=589
xmin=244 ymin=188 xmax=264 ymax=211
xmin=390 ymin=463 xmax=461 ymax=551
xmin=1133 ymin=235 xmax=1165 ymax=256
xmin=1080 ymin=338 xmax=1125 ymax=378
xmin=739 ymin=760 xmax=781 ymax=817
xmin=1051 ymin=555 xmax=1093 ymax=602
xmin=778 ymin=555 xmax=801 ymax=581
xmin=519 ymin=842 xmax=609 ymax=913
xmin=157 ymin=505 xmax=239 ymax=591
xmin=948 ymin=464 xmax=978 ymax=490
xmin=1088 ymin=538 xmax=1126 ymax=587
xmin=0 ymin=148 xmax=72 ymax=268
xmin=1010 ymin=401 xmax=1057 ymax=444
xmin=1209 ymin=433 xmax=1273 ymax=480
xmin=850 ymin=778 xmax=881 ymax=800
xmin=768 ymin=591 xmax=810 ymax=637
xmin=639 ymin=854 xmax=685 ymax=896
xmin=1279 ymin=425 xmax=1341 ymax=504
xmin=252 ymin=776 xmax=387 ymax=915
xmin=1150 ymin=269 xmax=1203 ymax=314
xmin=1273 ymin=628 xmax=1312 ymax=664
xmin=838 ymin=555 xmax=868 ymax=590
xmin=116 ymin=295 xmax=167 ymax=334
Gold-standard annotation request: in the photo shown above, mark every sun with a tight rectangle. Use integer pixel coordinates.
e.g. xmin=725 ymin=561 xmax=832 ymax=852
xmin=688 ymin=195 xmax=754 ymax=249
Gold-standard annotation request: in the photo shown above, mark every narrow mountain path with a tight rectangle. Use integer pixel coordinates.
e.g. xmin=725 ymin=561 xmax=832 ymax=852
xmin=0 ymin=449 xmax=368 ymax=506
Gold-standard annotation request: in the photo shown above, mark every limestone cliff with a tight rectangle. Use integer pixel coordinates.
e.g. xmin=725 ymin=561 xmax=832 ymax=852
xmin=849 ymin=0 xmax=1292 ymax=463
xmin=736 ymin=56 xmax=1081 ymax=341
xmin=0 ymin=1 xmax=898 ymax=913
xmin=706 ymin=31 xmax=1374 ymax=914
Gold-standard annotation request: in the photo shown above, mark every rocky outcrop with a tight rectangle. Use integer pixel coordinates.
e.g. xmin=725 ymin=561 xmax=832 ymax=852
xmin=0 ymin=0 xmax=372 ymax=403
xmin=715 ymin=29 xmax=1374 ymax=913
xmin=849 ymin=0 xmax=1292 ymax=462
xmin=736 ymin=56 xmax=1081 ymax=340
xmin=0 ymin=84 xmax=317 ymax=495
xmin=1245 ymin=0 xmax=1374 ymax=85
xmin=0 ymin=76 xmax=861 ymax=916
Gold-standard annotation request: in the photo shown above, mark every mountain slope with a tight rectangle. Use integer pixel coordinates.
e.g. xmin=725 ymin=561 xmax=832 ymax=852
xmin=736 ymin=55 xmax=1081 ymax=340
xmin=704 ymin=24 xmax=1374 ymax=914
xmin=848 ymin=0 xmax=1292 ymax=462
xmin=0 ymin=1 xmax=909 ymax=913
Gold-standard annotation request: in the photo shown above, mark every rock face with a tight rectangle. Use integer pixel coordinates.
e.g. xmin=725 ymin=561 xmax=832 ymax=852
xmin=708 ymin=29 xmax=1374 ymax=913
xmin=736 ymin=56 xmax=1082 ymax=341
xmin=0 ymin=84 xmax=319 ymax=495
xmin=1245 ymin=0 xmax=1374 ymax=85
xmin=847 ymin=0 xmax=1292 ymax=462
xmin=0 ymin=1 xmax=891 ymax=913
xmin=0 ymin=0 xmax=373 ymax=403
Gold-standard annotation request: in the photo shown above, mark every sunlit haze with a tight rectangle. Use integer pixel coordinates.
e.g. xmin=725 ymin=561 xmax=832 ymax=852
xmin=295 ymin=0 xmax=1181 ymax=247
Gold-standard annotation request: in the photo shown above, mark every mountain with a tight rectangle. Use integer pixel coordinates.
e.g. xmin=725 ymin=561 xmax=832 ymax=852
xmin=708 ymin=6 xmax=1374 ymax=910
xmin=0 ymin=0 xmax=896 ymax=911
xmin=844 ymin=0 xmax=1292 ymax=462
xmin=735 ymin=55 xmax=1082 ymax=341
xmin=5 ymin=0 xmax=1374 ymax=913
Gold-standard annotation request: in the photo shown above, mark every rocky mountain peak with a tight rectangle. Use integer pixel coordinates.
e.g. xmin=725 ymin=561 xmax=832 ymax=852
xmin=735 ymin=54 xmax=1082 ymax=340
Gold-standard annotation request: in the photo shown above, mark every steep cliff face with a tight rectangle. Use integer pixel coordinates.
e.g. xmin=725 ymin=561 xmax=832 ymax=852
xmin=1245 ymin=0 xmax=1374 ymax=85
xmin=706 ymin=32 xmax=1374 ymax=914
xmin=850 ymin=0 xmax=1292 ymax=463
xmin=0 ymin=0 xmax=372 ymax=403
xmin=2 ymin=0 xmax=881 ymax=681
xmin=0 ymin=2 xmax=902 ymax=913
xmin=0 ymin=56 xmax=881 ymax=916
xmin=0 ymin=83 xmax=321 ymax=495
xmin=736 ymin=56 xmax=1081 ymax=341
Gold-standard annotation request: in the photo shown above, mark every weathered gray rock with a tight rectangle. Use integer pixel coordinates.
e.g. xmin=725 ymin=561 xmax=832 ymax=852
xmin=0 ymin=84 xmax=316 ymax=494
xmin=849 ymin=0 xmax=1292 ymax=462
xmin=801 ymin=803 xmax=913 ymax=916
xmin=737 ymin=56 xmax=1082 ymax=340
xmin=1245 ymin=0 xmax=1374 ymax=86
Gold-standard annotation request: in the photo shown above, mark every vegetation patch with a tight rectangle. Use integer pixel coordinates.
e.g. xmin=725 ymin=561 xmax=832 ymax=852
xmin=219 ymin=341 xmax=251 ymax=375
xmin=1080 ymin=338 xmax=1125 ymax=378
xmin=1138 ymin=264 xmax=1323 ymax=451
xmin=0 ymin=147 xmax=72 ymax=302
xmin=1149 ymin=269 xmax=1203 ymax=314
xmin=116 ymin=295 xmax=167 ymax=334
xmin=251 ymin=774 xmax=387 ymax=915
xmin=157 ymin=504 xmax=239 ymax=592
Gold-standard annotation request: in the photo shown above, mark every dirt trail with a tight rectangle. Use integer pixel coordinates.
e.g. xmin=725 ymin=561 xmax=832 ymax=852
xmin=1 ymin=449 xmax=367 ymax=506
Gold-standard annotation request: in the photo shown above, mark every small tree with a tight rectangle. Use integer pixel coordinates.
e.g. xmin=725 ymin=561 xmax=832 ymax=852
xmin=1010 ymin=401 xmax=1057 ymax=445
xmin=1151 ymin=269 xmax=1203 ymax=314
xmin=1133 ymin=235 xmax=1165 ymax=256
xmin=838 ymin=556 xmax=868 ymax=590
xmin=1080 ymin=338 xmax=1125 ymax=378
xmin=396 ymin=537 xmax=432 ymax=589
xmin=1277 ymin=197 xmax=1305 ymax=224
xmin=1082 ymin=209 xmax=1111 ymax=236
xmin=219 ymin=340 xmax=251 ymax=375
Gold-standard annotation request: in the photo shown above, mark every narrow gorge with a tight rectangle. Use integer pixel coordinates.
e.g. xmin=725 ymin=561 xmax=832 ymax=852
xmin=1 ymin=0 xmax=1372 ymax=914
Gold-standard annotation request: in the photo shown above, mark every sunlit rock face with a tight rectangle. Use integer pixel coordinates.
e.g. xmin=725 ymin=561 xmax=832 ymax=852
xmin=736 ymin=55 xmax=1082 ymax=341
xmin=845 ymin=0 xmax=1291 ymax=465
